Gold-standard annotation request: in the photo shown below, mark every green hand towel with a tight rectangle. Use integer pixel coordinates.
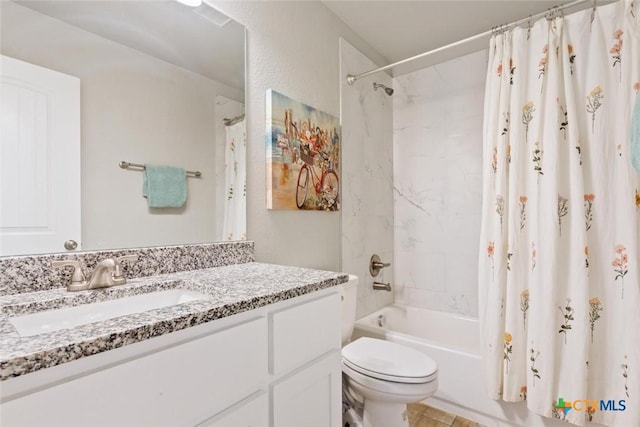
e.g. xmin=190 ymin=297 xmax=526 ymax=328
xmin=142 ymin=164 xmax=187 ymax=208
xmin=632 ymin=93 xmax=640 ymax=173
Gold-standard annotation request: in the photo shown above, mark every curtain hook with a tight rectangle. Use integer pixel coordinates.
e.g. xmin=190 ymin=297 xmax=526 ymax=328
xmin=589 ymin=0 xmax=597 ymax=32
xmin=549 ymin=6 xmax=561 ymax=29
xmin=527 ymin=15 xmax=532 ymax=40
xmin=546 ymin=6 xmax=559 ymax=21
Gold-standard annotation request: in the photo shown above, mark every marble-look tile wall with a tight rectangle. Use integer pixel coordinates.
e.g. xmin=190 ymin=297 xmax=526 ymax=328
xmin=392 ymin=50 xmax=487 ymax=317
xmin=340 ymin=39 xmax=394 ymax=319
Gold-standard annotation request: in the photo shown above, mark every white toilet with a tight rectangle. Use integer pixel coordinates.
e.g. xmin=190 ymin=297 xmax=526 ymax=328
xmin=341 ymin=275 xmax=438 ymax=427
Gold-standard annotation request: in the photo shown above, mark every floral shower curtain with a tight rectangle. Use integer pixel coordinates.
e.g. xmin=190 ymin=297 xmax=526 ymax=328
xmin=479 ymin=1 xmax=639 ymax=425
xmin=222 ymin=120 xmax=246 ymax=241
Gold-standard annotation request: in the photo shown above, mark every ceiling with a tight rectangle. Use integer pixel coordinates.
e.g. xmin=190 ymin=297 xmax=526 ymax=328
xmin=323 ymin=0 xmax=593 ymax=76
xmin=14 ymin=0 xmax=245 ymax=90
xmin=13 ymin=1 xmax=601 ymax=85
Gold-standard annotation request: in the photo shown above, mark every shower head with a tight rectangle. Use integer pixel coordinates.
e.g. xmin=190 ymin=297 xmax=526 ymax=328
xmin=373 ymin=82 xmax=394 ymax=96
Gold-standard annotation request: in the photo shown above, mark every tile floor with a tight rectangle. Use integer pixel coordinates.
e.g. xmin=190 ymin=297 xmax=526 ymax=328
xmin=407 ymin=403 xmax=481 ymax=427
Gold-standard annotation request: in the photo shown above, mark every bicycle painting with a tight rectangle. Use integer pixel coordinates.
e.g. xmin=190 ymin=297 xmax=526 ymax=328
xmin=266 ymin=90 xmax=340 ymax=211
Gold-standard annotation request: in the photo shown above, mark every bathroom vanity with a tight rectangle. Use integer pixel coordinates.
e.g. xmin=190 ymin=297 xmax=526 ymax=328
xmin=0 ymin=244 xmax=347 ymax=427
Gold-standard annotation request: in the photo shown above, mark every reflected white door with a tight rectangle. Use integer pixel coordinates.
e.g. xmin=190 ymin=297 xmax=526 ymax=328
xmin=0 ymin=55 xmax=81 ymax=256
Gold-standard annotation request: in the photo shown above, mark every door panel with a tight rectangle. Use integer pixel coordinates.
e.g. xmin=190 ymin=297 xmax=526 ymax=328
xmin=0 ymin=55 xmax=80 ymax=255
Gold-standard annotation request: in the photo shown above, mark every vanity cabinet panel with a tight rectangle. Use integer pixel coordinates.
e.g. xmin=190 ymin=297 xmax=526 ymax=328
xmin=272 ymin=350 xmax=342 ymax=427
xmin=1 ymin=287 xmax=343 ymax=427
xmin=271 ymin=292 xmax=341 ymax=375
xmin=1 ymin=316 xmax=268 ymax=427
xmin=196 ymin=390 xmax=268 ymax=427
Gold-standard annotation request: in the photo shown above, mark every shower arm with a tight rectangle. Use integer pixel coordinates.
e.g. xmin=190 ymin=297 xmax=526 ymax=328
xmin=346 ymin=0 xmax=591 ymax=85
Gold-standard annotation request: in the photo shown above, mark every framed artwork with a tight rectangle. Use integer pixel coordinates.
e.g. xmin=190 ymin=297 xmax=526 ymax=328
xmin=266 ymin=89 xmax=340 ymax=211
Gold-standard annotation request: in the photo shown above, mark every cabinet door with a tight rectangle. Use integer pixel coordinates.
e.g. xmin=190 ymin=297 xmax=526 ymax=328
xmin=272 ymin=350 xmax=341 ymax=427
xmin=0 ymin=317 xmax=268 ymax=427
xmin=271 ymin=292 xmax=341 ymax=375
xmin=196 ymin=390 xmax=268 ymax=427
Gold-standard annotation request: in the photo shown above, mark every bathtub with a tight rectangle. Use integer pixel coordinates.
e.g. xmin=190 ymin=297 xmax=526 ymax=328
xmin=352 ymin=305 xmax=533 ymax=427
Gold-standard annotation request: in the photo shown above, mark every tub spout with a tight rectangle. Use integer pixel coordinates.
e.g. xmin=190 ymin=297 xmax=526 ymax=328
xmin=372 ymin=281 xmax=392 ymax=292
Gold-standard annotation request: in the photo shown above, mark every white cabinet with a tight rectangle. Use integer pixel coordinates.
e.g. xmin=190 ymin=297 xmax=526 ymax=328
xmin=0 ymin=287 xmax=342 ymax=427
xmin=197 ymin=390 xmax=268 ymax=427
xmin=271 ymin=292 xmax=341 ymax=375
xmin=1 ymin=316 xmax=268 ymax=427
xmin=272 ymin=351 xmax=342 ymax=427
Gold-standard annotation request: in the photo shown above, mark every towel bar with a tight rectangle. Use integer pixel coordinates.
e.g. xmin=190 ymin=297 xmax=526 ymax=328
xmin=119 ymin=161 xmax=201 ymax=177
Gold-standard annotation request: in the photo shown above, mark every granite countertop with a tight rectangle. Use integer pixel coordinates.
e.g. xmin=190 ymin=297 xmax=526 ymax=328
xmin=0 ymin=262 xmax=348 ymax=381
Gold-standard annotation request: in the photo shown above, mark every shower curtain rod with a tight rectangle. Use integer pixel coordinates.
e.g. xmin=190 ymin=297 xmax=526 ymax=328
xmin=223 ymin=114 xmax=245 ymax=126
xmin=346 ymin=0 xmax=591 ymax=85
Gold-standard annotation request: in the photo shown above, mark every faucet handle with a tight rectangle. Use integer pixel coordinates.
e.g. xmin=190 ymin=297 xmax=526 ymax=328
xmin=52 ymin=259 xmax=88 ymax=291
xmin=114 ymin=255 xmax=139 ymax=280
xmin=369 ymin=254 xmax=391 ymax=277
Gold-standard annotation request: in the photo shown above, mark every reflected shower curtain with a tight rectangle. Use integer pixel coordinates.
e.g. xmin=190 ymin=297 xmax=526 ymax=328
xmin=479 ymin=1 xmax=639 ymax=425
xmin=222 ymin=120 xmax=246 ymax=241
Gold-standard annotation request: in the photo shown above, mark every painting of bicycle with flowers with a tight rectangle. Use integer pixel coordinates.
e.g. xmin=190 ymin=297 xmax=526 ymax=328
xmin=265 ymin=89 xmax=340 ymax=211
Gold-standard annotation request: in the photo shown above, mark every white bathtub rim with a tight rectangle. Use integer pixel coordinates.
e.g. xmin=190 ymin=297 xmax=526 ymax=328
xmin=358 ymin=304 xmax=479 ymax=323
xmin=355 ymin=304 xmax=481 ymax=357
xmin=354 ymin=322 xmax=480 ymax=360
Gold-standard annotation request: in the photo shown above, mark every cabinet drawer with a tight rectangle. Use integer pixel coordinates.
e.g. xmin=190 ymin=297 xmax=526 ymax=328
xmin=1 ymin=316 xmax=268 ymax=427
xmin=271 ymin=292 xmax=341 ymax=375
xmin=196 ymin=390 xmax=268 ymax=427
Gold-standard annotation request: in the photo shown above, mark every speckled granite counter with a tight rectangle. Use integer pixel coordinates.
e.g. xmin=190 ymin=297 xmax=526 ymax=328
xmin=0 ymin=262 xmax=348 ymax=381
xmin=0 ymin=241 xmax=255 ymax=295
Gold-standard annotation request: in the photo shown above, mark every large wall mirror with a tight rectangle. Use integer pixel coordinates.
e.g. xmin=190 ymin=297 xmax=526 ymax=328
xmin=0 ymin=0 xmax=246 ymax=256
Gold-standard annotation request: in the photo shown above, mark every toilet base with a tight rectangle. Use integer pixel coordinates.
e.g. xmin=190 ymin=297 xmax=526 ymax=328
xmin=342 ymin=369 xmax=437 ymax=427
xmin=362 ymin=399 xmax=408 ymax=427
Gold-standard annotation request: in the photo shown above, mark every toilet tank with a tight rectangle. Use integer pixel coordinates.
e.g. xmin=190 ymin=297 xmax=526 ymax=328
xmin=341 ymin=275 xmax=358 ymax=345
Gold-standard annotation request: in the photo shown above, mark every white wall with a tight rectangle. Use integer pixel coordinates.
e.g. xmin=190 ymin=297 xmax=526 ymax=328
xmin=1 ymin=2 xmax=243 ymax=251
xmin=393 ymin=50 xmax=487 ymax=317
xmin=211 ymin=1 xmax=387 ymax=271
xmin=340 ymin=39 xmax=394 ymax=318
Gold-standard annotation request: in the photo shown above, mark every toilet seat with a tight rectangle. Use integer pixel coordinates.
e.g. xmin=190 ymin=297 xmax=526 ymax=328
xmin=342 ymin=361 xmax=439 ymax=403
xmin=342 ymin=337 xmax=438 ymax=384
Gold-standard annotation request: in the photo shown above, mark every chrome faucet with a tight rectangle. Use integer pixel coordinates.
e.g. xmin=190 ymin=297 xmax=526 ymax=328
xmin=53 ymin=255 xmax=138 ymax=291
xmin=87 ymin=255 xmax=138 ymax=289
xmin=372 ymin=281 xmax=392 ymax=292
xmin=87 ymin=258 xmax=121 ymax=288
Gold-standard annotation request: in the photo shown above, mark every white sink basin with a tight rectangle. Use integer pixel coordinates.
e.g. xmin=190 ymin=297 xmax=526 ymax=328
xmin=9 ymin=289 xmax=207 ymax=337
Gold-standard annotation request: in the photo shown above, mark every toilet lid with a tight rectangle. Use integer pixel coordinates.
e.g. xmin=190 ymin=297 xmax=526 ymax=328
xmin=342 ymin=337 xmax=438 ymax=383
